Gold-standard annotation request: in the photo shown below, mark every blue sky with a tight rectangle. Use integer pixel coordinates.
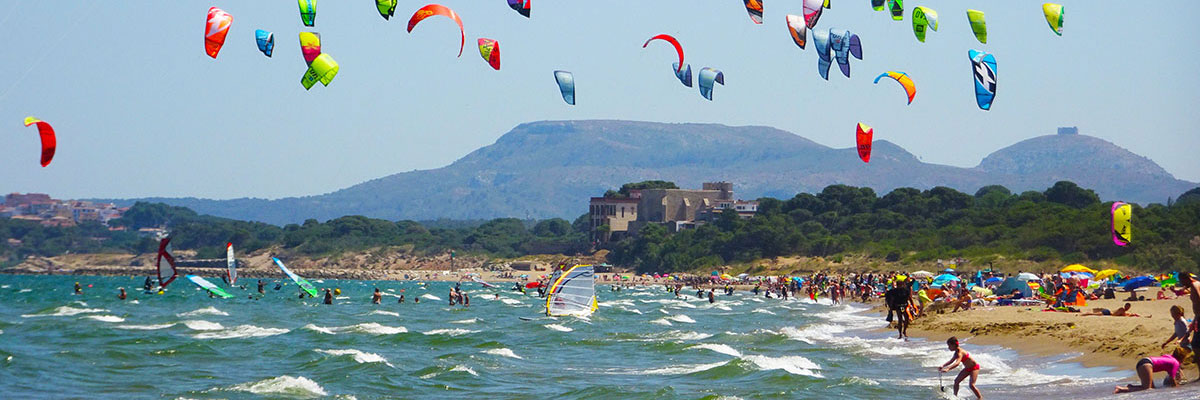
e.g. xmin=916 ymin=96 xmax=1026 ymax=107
xmin=1 ymin=1 xmax=1196 ymax=199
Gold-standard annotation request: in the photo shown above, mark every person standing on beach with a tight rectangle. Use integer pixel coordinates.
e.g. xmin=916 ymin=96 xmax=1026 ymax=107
xmin=1180 ymin=272 xmax=1200 ymax=377
xmin=939 ymin=337 xmax=983 ymax=399
xmin=885 ymin=279 xmax=914 ymax=339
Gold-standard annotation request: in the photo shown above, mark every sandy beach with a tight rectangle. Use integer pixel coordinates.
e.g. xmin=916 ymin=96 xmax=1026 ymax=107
xmin=905 ymin=296 xmax=1196 ymax=378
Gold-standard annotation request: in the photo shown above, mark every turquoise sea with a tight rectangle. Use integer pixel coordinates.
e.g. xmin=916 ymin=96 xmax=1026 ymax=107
xmin=0 ymin=275 xmax=1192 ymax=399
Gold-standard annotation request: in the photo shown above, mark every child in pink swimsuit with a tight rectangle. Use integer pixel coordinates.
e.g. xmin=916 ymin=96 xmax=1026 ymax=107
xmin=1114 ymin=348 xmax=1185 ymax=394
xmin=939 ymin=337 xmax=982 ymax=399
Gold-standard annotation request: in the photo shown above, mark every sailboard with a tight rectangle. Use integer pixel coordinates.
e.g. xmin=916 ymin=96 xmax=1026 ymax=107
xmin=545 ymin=264 xmax=598 ymax=317
xmin=470 ymin=276 xmax=496 ymax=288
xmin=226 ymin=242 xmax=237 ymax=285
xmin=186 ymin=275 xmax=234 ymax=298
xmin=273 ymin=257 xmax=319 ymax=297
xmin=156 ymin=237 xmax=178 ymax=289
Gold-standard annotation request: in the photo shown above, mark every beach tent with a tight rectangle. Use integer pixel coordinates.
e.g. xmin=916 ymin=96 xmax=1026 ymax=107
xmin=995 ymin=277 xmax=1033 ymax=298
xmin=1094 ymin=269 xmax=1120 ymax=281
xmin=1061 ymin=264 xmax=1097 ymax=274
xmin=911 ymin=271 xmax=934 ymax=278
xmin=1016 ymin=273 xmax=1041 ymax=281
xmin=1122 ymin=276 xmax=1157 ymax=291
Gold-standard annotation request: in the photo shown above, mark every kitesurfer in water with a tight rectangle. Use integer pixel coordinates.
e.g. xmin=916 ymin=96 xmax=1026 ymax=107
xmin=323 ymin=288 xmax=333 ymax=305
xmin=74 ymin=282 xmax=82 ymax=295
xmin=372 ymin=288 xmax=383 ymax=304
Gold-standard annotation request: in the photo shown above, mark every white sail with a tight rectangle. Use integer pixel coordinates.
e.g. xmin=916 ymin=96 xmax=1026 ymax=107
xmin=226 ymin=243 xmax=237 ymax=285
xmin=546 ymin=265 xmax=597 ymax=317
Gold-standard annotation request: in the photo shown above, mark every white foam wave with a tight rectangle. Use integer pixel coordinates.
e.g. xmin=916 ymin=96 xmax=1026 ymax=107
xmin=643 ymin=361 xmax=727 ymax=375
xmin=193 ymin=325 xmax=288 ymax=339
xmin=449 ymin=365 xmax=478 ymax=376
xmin=423 ymin=328 xmax=477 ymax=336
xmin=228 ymin=375 xmax=327 ymax=398
xmin=21 ymin=306 xmax=107 ymax=318
xmin=752 ymin=309 xmax=776 ymax=315
xmin=84 ymin=315 xmax=125 ymax=323
xmin=420 ymin=294 xmax=441 ymax=301
xmin=743 ymin=355 xmax=823 ymax=378
xmin=182 ymin=320 xmax=225 ymax=331
xmin=177 ymin=306 xmax=228 ymax=317
xmin=667 ymin=314 xmax=696 ymax=324
xmin=451 ymin=318 xmax=478 ymax=324
xmin=18 ymin=288 xmax=32 ymax=293
xmin=650 ymin=318 xmax=673 ymax=326
xmin=618 ymin=306 xmax=643 ymax=314
xmin=499 ymin=298 xmax=523 ymax=306
xmin=305 ymin=323 xmax=407 ymax=335
xmin=368 ymin=310 xmax=399 ymax=317
xmin=315 ymin=349 xmax=392 ymax=367
xmin=689 ymin=343 xmax=742 ymax=357
xmin=482 ymin=348 xmax=523 ymax=359
xmin=116 ymin=323 xmax=176 ymax=330
xmin=544 ymin=324 xmax=573 ymax=332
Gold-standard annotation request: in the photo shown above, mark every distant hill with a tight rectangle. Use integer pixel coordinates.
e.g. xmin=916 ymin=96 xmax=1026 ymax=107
xmin=101 ymin=120 xmax=1197 ymax=225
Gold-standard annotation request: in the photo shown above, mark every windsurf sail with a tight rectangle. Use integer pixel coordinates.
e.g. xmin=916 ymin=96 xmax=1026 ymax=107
xmin=156 ymin=238 xmax=178 ymax=289
xmin=545 ymin=264 xmax=598 ymax=317
xmin=187 ymin=275 xmax=235 ymax=299
xmin=226 ymin=242 xmax=237 ymax=286
xmin=471 ymin=276 xmax=496 ymax=288
xmin=273 ymin=257 xmax=319 ymax=297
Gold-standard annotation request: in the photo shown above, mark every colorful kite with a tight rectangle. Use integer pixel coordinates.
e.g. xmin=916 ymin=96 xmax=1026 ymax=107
xmin=786 ymin=15 xmax=807 ymax=49
xmin=887 ymin=0 xmax=903 ymax=21
xmin=967 ymin=10 xmax=987 ymax=44
xmin=803 ymin=0 xmax=823 ymax=28
xmin=407 ymin=4 xmax=466 ymax=57
xmin=204 ymin=7 xmax=233 ymax=59
xmin=911 ymin=6 xmax=937 ymax=42
xmin=377 ymin=0 xmax=398 ymax=20
xmin=829 ymin=29 xmax=862 ymax=78
xmin=298 ymin=0 xmax=317 ymax=27
xmin=22 ymin=117 xmax=56 ymax=167
xmin=643 ymin=34 xmax=685 ymax=73
xmin=301 ymin=53 xmax=339 ymax=90
xmin=873 ymin=71 xmax=916 ymax=105
xmin=255 ymin=29 xmax=274 ymax=57
xmin=508 ymin=0 xmax=531 ymax=18
xmin=299 ymin=32 xmax=321 ymax=65
xmin=478 ymin=38 xmax=500 ymax=70
xmin=672 ymin=63 xmax=693 ymax=88
xmin=969 ymin=49 xmax=997 ymax=110
xmin=1112 ymin=202 xmax=1131 ymax=246
xmin=856 ymin=123 xmax=873 ymax=163
xmin=744 ymin=0 xmax=763 ymax=24
xmin=871 ymin=0 xmax=884 ymax=11
xmin=1043 ymin=3 xmax=1064 ymax=36
xmin=812 ymin=29 xmax=832 ymax=80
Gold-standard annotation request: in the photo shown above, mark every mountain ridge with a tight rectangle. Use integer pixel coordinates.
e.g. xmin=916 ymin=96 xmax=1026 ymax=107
xmin=93 ymin=120 xmax=1196 ymax=225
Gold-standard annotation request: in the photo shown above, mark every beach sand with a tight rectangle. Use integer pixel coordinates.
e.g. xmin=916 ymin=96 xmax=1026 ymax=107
xmin=905 ymin=296 xmax=1197 ymax=380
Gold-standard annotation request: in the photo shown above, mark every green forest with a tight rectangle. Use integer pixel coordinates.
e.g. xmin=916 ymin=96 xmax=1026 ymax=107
xmin=3 ymin=181 xmax=1198 ymax=274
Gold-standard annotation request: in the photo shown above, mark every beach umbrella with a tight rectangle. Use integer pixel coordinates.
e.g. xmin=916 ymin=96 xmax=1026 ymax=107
xmin=1016 ymin=273 xmax=1041 ymax=281
xmin=932 ymin=274 xmax=961 ymax=286
xmin=996 ymin=277 xmax=1032 ymax=298
xmin=1094 ymin=269 xmax=1120 ymax=281
xmin=737 ymin=273 xmax=749 ymax=278
xmin=711 ymin=270 xmax=720 ymax=276
xmin=911 ymin=271 xmax=934 ymax=278
xmin=1160 ymin=275 xmax=1178 ymax=288
xmin=1061 ymin=264 xmax=1097 ymax=274
xmin=984 ymin=277 xmax=1003 ymax=286
xmin=1121 ymin=276 xmax=1157 ymax=291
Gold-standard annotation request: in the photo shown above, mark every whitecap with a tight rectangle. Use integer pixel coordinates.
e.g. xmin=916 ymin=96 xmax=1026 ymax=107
xmin=193 ymin=325 xmax=288 ymax=339
xmin=499 ymin=298 xmax=523 ymax=306
xmin=182 ymin=320 xmax=225 ymax=331
xmin=21 ymin=306 xmax=107 ymax=318
xmin=305 ymin=323 xmax=407 ymax=335
xmin=18 ymin=288 xmax=32 ymax=293
xmin=420 ymin=294 xmax=441 ymax=301
xmin=544 ymin=324 xmax=572 ymax=332
xmin=450 ymin=318 xmax=478 ymax=324
xmin=618 ymin=306 xmax=643 ymax=314
xmin=228 ymin=375 xmax=327 ymax=398
xmin=742 ymin=355 xmax=823 ymax=378
xmin=315 ymin=349 xmax=392 ymax=367
xmin=302 ymin=324 xmax=337 ymax=335
xmin=116 ymin=323 xmax=176 ymax=330
xmin=368 ymin=310 xmax=400 ymax=317
xmin=422 ymin=328 xmax=477 ymax=336
xmin=752 ymin=309 xmax=776 ymax=315
xmin=129 ymin=300 xmax=140 ymax=304
xmin=667 ymin=314 xmax=696 ymax=324
xmin=482 ymin=348 xmax=522 ymax=359
xmin=689 ymin=343 xmax=742 ymax=357
xmin=177 ymin=307 xmax=228 ymax=317
xmin=643 ymin=361 xmax=727 ymax=375
xmin=84 ymin=315 xmax=125 ymax=323
xmin=649 ymin=318 xmax=673 ymax=326
xmin=449 ymin=365 xmax=478 ymax=376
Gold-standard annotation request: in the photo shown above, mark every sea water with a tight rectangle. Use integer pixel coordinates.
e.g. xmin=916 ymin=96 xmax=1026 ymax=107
xmin=0 ymin=275 xmax=1193 ymax=399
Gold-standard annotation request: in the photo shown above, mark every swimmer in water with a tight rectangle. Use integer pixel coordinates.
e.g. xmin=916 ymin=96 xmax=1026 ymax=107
xmin=323 ymin=289 xmax=333 ymax=305
xmin=74 ymin=282 xmax=82 ymax=295
xmin=398 ymin=295 xmax=405 ymax=303
xmin=117 ymin=288 xmax=126 ymax=300
xmin=257 ymin=280 xmax=265 ymax=294
xmin=372 ymin=288 xmax=382 ymax=304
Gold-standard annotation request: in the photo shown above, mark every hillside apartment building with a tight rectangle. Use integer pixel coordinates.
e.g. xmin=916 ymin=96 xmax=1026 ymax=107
xmin=588 ymin=182 xmax=758 ymax=244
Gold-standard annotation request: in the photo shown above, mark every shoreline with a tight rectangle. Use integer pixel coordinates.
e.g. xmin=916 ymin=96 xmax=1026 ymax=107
xmin=895 ymin=297 xmax=1196 ymax=379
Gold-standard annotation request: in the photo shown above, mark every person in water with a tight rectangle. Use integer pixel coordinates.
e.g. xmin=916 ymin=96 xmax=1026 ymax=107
xmin=414 ymin=296 xmax=420 ymax=304
xmin=398 ymin=295 xmax=405 ymax=303
xmin=938 ymin=337 xmax=983 ymax=399
xmin=74 ymin=282 xmax=82 ymax=295
xmin=117 ymin=288 xmax=126 ymax=300
xmin=323 ymin=289 xmax=333 ymax=305
xmin=707 ymin=290 xmax=715 ymax=304
xmin=143 ymin=276 xmax=154 ymax=292
xmin=257 ymin=280 xmax=265 ymax=294
xmin=372 ymin=288 xmax=382 ymax=304
xmin=1113 ymin=348 xmax=1186 ymax=393
xmin=462 ymin=292 xmax=470 ymax=307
